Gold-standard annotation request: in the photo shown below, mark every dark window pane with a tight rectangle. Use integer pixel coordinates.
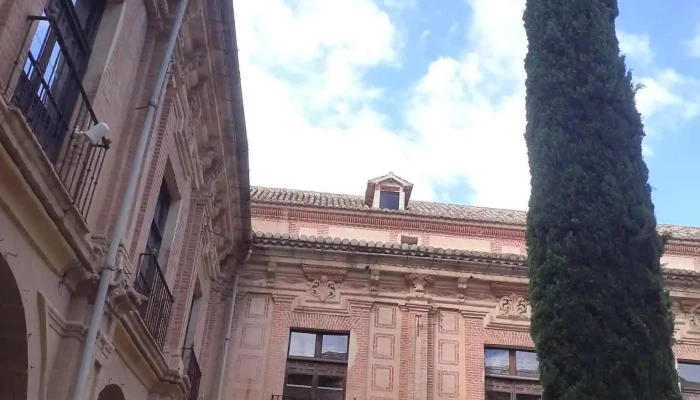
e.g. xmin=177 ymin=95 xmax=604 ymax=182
xmin=154 ymin=183 xmax=171 ymax=231
xmin=286 ymin=373 xmax=313 ymax=387
xmin=486 ymin=391 xmax=511 ymax=400
xmin=517 ymin=395 xmax=541 ymax=400
xmin=516 ymin=351 xmax=539 ymax=378
xmin=317 ymin=388 xmax=344 ymax=400
xmin=288 ymin=332 xmax=316 ymax=357
xmin=321 ymin=335 xmax=348 ymax=360
xmin=318 ymin=375 xmax=344 ymax=389
xmin=485 ymin=349 xmax=510 ymax=375
xmin=379 ymin=191 xmax=400 ymax=210
xmin=680 ymin=363 xmax=700 ymax=390
xmin=283 ymin=385 xmax=312 ymax=399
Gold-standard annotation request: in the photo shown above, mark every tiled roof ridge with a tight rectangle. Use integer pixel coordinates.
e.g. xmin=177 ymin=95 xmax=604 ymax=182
xmin=250 ymin=185 xmax=523 ymax=214
xmin=250 ymin=186 xmax=700 ymax=241
xmin=252 ymin=231 xmax=700 ymax=281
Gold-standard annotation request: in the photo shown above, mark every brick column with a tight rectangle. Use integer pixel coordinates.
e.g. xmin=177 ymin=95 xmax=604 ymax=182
xmin=463 ymin=312 xmax=486 ymax=400
xmin=401 ymin=304 xmax=430 ymax=400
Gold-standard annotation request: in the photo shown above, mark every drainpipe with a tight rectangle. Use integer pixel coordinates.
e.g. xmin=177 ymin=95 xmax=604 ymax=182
xmin=68 ymin=0 xmax=189 ymax=399
xmin=214 ymin=249 xmax=250 ymax=400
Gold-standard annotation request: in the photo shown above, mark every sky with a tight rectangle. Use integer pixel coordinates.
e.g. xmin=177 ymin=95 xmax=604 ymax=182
xmin=232 ymin=0 xmax=700 ymax=227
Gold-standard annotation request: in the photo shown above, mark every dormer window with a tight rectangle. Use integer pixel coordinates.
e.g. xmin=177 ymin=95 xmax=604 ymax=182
xmin=379 ymin=190 xmax=400 ymax=210
xmin=365 ymin=172 xmax=413 ymax=211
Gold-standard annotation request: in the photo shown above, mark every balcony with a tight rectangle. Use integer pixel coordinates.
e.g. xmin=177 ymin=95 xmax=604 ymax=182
xmin=8 ymin=14 xmax=109 ymax=219
xmin=182 ymin=347 xmax=202 ymax=400
xmin=134 ymin=253 xmax=174 ymax=349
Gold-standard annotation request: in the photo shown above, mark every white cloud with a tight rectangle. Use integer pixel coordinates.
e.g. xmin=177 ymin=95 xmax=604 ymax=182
xmin=617 ymin=29 xmax=654 ymax=65
xmin=684 ymin=26 xmax=700 ymax=58
xmin=236 ymin=0 xmax=531 ymax=210
xmin=234 ymin=0 xmax=695 ymax=212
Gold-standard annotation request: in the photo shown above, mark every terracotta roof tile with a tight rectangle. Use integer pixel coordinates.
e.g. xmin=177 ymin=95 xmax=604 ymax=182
xmin=250 ymin=187 xmax=700 ymax=241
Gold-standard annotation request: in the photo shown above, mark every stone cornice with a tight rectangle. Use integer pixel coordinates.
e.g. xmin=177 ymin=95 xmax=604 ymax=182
xmin=253 ymin=231 xmax=526 ymax=265
xmin=252 ymin=232 xmax=700 ymax=287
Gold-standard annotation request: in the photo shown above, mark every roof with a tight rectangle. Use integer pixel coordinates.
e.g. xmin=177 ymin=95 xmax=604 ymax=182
xmin=250 ymin=186 xmax=700 ymax=242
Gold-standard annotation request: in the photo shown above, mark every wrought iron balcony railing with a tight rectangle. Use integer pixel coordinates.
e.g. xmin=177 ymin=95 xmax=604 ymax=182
xmin=182 ymin=347 xmax=202 ymax=400
xmin=8 ymin=15 xmax=109 ymax=218
xmin=134 ymin=253 xmax=174 ymax=349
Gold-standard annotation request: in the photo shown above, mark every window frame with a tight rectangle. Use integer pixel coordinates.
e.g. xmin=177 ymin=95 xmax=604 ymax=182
xmin=283 ymin=330 xmax=350 ymax=399
xmin=678 ymin=360 xmax=700 ymax=395
xmin=484 ymin=347 xmax=541 ymax=400
xmin=379 ymin=189 xmax=400 ymax=210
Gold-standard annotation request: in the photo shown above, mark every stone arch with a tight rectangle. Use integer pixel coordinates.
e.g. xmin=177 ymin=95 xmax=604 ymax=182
xmin=0 ymin=256 xmax=28 ymax=400
xmin=97 ymin=384 xmax=126 ymax=400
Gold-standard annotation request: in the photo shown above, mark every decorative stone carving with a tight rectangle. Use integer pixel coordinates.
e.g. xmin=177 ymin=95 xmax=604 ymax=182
xmin=266 ymin=261 xmax=276 ymax=288
xmin=483 ymin=293 xmax=531 ymax=332
xmin=457 ymin=276 xmax=470 ymax=302
xmin=405 ymin=273 xmax=434 ymax=298
xmin=310 ymin=275 xmax=336 ymax=302
xmin=183 ymin=46 xmax=207 ymax=76
xmin=687 ymin=304 xmax=700 ymax=329
xmin=183 ymin=0 xmax=203 ymax=23
xmin=211 ymin=199 xmax=225 ymax=223
xmin=498 ymin=294 xmax=528 ymax=318
xmin=369 ymin=269 xmax=380 ymax=296
xmin=204 ymin=157 xmax=224 ymax=186
xmin=198 ymin=145 xmax=216 ymax=172
xmin=188 ymin=94 xmax=204 ymax=135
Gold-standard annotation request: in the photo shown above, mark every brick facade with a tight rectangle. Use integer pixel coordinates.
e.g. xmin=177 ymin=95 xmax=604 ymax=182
xmin=235 ymin=175 xmax=700 ymax=400
xmin=0 ymin=0 xmax=249 ymax=398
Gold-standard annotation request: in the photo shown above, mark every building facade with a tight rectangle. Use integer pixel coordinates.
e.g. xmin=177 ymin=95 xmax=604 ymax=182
xmin=0 ymin=0 xmax=250 ymax=399
xmin=232 ymin=173 xmax=700 ymax=400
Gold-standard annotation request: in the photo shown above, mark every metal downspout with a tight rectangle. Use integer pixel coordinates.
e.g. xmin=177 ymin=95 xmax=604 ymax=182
xmin=68 ymin=0 xmax=189 ymax=398
xmin=214 ymin=249 xmax=250 ymax=400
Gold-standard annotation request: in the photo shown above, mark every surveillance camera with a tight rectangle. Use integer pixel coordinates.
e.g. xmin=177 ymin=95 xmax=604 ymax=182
xmin=78 ymin=122 xmax=109 ymax=145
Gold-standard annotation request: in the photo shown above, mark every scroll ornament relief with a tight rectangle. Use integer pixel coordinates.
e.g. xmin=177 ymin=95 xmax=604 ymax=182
xmin=483 ymin=293 xmax=531 ymax=332
xmin=310 ymin=275 xmax=337 ymax=302
xmin=687 ymin=305 xmax=700 ymax=329
xmin=498 ymin=294 xmax=529 ymax=318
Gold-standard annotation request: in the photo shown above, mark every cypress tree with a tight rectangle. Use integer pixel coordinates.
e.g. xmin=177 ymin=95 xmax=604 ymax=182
xmin=523 ymin=1 xmax=681 ymax=399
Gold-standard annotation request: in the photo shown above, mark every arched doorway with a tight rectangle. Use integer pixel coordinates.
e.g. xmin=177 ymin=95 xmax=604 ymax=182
xmin=97 ymin=384 xmax=126 ymax=400
xmin=0 ymin=257 xmax=28 ymax=399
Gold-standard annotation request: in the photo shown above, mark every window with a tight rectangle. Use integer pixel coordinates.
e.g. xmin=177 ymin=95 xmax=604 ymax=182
xmin=379 ymin=190 xmax=400 ymax=210
xmin=485 ymin=348 xmax=541 ymax=400
xmin=679 ymin=362 xmax=700 ymax=396
xmin=147 ymin=181 xmax=172 ymax=256
xmin=14 ymin=0 xmax=106 ymax=161
xmin=283 ymin=331 xmax=349 ymax=400
xmin=400 ymin=235 xmax=418 ymax=245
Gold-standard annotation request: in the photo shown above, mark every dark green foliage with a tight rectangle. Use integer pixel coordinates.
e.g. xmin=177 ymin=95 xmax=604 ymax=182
xmin=523 ymin=1 xmax=681 ymax=399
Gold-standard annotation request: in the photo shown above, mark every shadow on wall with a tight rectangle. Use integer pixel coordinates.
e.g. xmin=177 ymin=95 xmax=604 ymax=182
xmin=0 ymin=256 xmax=28 ymax=400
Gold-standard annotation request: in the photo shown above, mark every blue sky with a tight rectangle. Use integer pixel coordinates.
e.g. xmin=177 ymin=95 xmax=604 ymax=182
xmin=234 ymin=0 xmax=700 ymax=227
